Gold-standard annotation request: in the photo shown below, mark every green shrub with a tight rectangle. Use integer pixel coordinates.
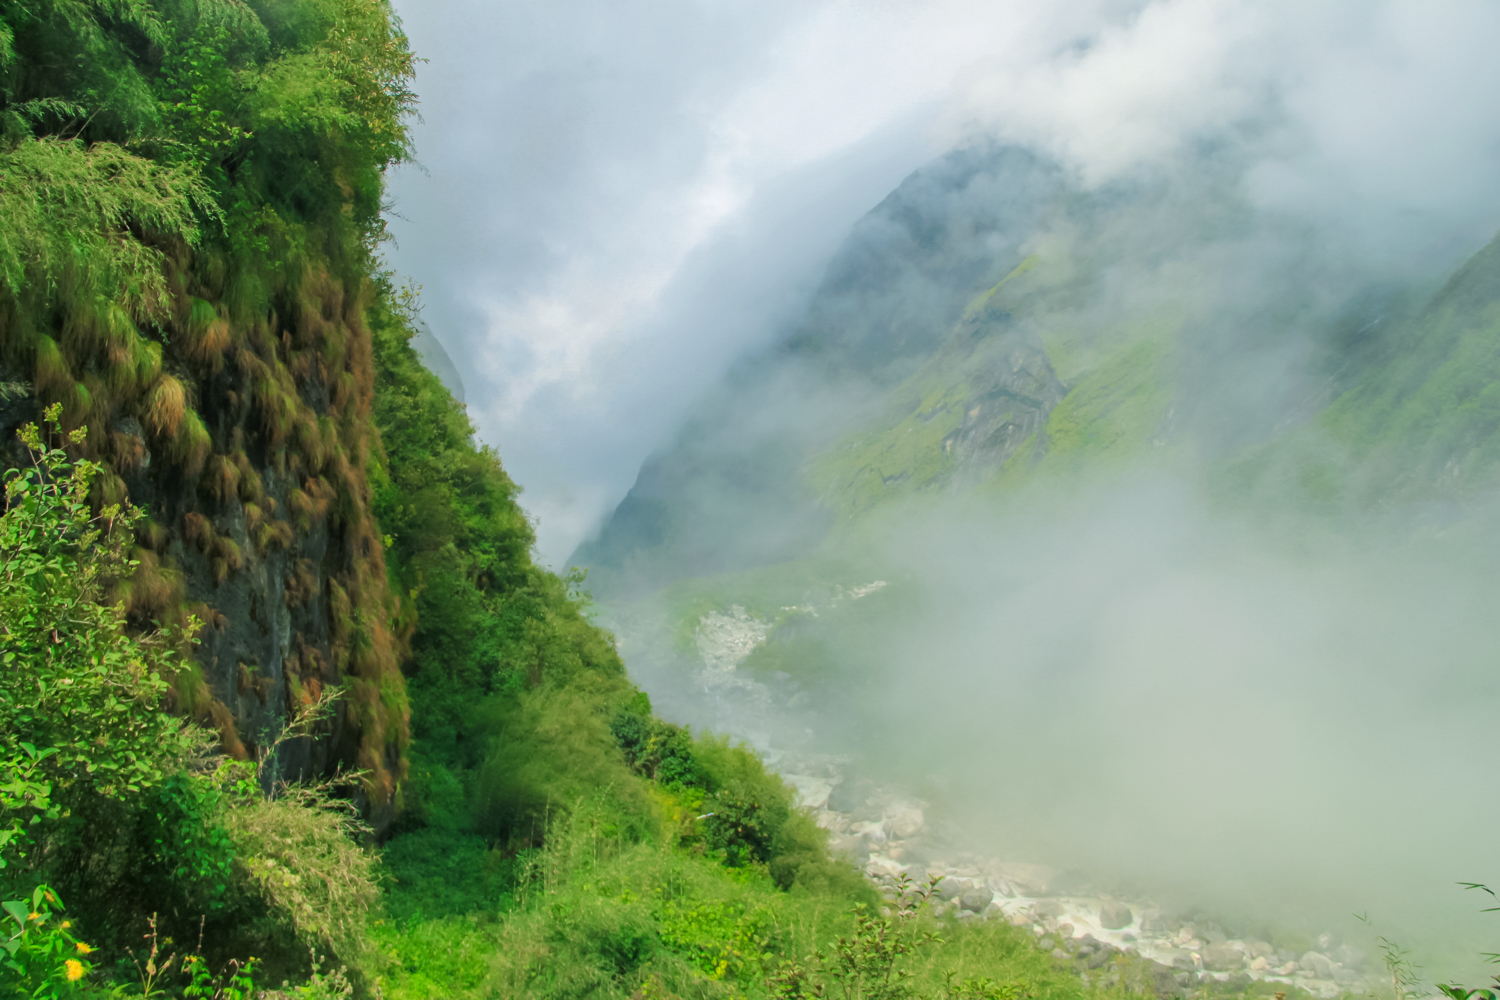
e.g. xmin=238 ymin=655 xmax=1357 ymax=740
xmin=0 ymin=409 xmax=201 ymax=880
xmin=611 ymin=704 xmax=704 ymax=789
xmin=223 ymin=782 xmax=379 ymax=965
xmin=0 ymin=885 xmax=100 ymax=998
xmin=472 ymin=685 xmax=653 ymax=848
xmin=139 ymin=771 xmax=239 ymax=917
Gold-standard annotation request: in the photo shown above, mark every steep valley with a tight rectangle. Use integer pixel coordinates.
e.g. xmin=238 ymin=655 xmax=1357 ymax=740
xmin=579 ymin=140 xmax=1500 ymax=987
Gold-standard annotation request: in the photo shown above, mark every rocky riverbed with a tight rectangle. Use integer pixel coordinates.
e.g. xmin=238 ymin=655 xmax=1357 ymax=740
xmin=776 ymin=765 xmax=1375 ymax=999
xmin=630 ymin=598 xmax=1383 ymax=999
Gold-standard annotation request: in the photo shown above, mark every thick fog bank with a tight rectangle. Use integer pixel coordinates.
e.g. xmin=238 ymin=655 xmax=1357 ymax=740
xmin=883 ymin=482 xmax=1497 ymax=907
xmin=609 ymin=472 xmax=1500 ymax=973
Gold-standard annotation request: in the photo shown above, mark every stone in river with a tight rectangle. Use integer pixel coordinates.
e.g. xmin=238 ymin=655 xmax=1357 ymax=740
xmin=1033 ymin=899 xmax=1064 ymax=918
xmin=1302 ymin=953 xmax=1338 ymax=977
xmin=1099 ymin=900 xmax=1133 ymax=930
xmin=1300 ymin=952 xmax=1335 ymax=979
xmin=783 ymin=774 xmax=832 ymax=810
xmin=960 ymin=887 xmax=992 ymax=912
xmin=1202 ymin=943 xmax=1245 ymax=972
xmin=886 ymin=805 xmax=924 ymax=838
xmin=829 ymin=834 xmax=865 ymax=857
xmin=988 ymin=876 xmax=1018 ymax=898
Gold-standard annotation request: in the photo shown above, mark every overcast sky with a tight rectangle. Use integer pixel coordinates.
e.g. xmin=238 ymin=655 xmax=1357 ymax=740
xmin=382 ymin=0 xmax=1500 ymax=567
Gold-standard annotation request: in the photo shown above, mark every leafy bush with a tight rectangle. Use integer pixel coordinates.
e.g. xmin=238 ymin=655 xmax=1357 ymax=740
xmin=472 ymin=684 xmax=653 ymax=848
xmin=0 ymin=409 xmax=200 ymax=871
xmin=139 ymin=771 xmax=238 ymax=917
xmin=0 ymin=885 xmax=99 ymax=998
xmin=223 ymin=781 xmax=379 ymax=964
xmin=612 ymin=699 xmax=704 ymax=789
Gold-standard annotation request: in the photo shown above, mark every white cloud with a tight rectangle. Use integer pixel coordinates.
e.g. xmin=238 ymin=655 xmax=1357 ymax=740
xmin=386 ymin=0 xmax=1500 ymax=564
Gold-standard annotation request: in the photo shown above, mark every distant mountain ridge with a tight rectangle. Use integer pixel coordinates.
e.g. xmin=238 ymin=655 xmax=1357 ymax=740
xmin=574 ymin=140 xmax=1496 ymax=597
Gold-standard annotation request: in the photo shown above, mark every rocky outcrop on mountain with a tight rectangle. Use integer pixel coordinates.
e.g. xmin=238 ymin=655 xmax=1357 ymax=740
xmin=572 ymin=144 xmax=1067 ymax=596
xmin=939 ymin=336 xmax=1067 ymax=480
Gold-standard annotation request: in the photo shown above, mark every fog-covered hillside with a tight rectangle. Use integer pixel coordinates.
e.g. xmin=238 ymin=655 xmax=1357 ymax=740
xmin=572 ymin=137 xmax=1500 ymax=978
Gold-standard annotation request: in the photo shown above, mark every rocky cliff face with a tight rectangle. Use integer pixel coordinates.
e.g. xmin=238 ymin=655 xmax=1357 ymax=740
xmin=1 ymin=261 xmax=407 ymax=820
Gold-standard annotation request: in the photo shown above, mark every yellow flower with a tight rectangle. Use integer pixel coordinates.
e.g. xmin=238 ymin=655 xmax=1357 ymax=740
xmin=75 ymin=942 xmax=93 ymax=955
xmin=60 ymin=921 xmax=70 ymax=929
xmin=27 ymin=912 xmax=38 ymax=921
xmin=65 ymin=959 xmax=84 ymax=981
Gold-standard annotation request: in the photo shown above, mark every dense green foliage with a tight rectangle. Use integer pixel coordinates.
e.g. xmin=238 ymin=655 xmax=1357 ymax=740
xmin=0 ymin=413 xmax=379 ymax=996
xmin=21 ymin=3 xmax=1500 ymax=999
xmin=0 ymin=0 xmax=420 ymax=797
xmin=0 ymin=411 xmax=195 ymax=871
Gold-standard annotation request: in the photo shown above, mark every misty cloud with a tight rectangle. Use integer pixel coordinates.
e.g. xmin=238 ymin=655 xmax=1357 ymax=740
xmin=387 ymin=0 xmax=1500 ymax=971
xmin=386 ymin=0 xmax=1500 ymax=564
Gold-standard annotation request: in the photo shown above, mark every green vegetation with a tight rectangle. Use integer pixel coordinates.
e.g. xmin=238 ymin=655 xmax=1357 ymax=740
xmin=1223 ymin=232 xmax=1500 ymax=516
xmin=11 ymin=1 xmax=1500 ymax=998
xmin=0 ymin=410 xmax=379 ymax=995
xmin=0 ymin=0 xmax=417 ymax=795
xmin=0 ymin=12 xmax=1144 ymax=989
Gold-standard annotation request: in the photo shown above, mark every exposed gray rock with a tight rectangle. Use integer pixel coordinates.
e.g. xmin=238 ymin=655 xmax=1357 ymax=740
xmin=1248 ymin=941 xmax=1275 ymax=959
xmin=1202 ymin=943 xmax=1245 ymax=972
xmin=784 ymin=774 xmax=833 ymax=810
xmin=1099 ymin=900 xmax=1133 ymax=930
xmin=960 ymin=887 xmax=992 ymax=912
xmin=1051 ymin=948 xmax=1069 ymax=960
xmin=988 ymin=876 xmax=1018 ymax=898
xmin=1033 ymin=899 xmax=1064 ymax=918
xmin=1300 ymin=952 xmax=1335 ymax=979
xmin=830 ymin=834 xmax=865 ymax=856
xmin=1333 ymin=966 xmax=1360 ymax=986
xmin=886 ymin=805 xmax=924 ymax=838
xmin=1038 ymin=938 xmax=1056 ymax=951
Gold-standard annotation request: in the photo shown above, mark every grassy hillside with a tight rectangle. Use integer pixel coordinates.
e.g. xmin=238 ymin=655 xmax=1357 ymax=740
xmin=0 ymin=7 xmax=1194 ymax=999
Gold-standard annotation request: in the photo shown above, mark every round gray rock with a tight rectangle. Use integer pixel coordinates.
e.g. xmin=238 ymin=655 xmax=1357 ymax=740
xmin=960 ymin=887 xmax=992 ymax=912
xmin=1202 ymin=943 xmax=1245 ymax=972
xmin=1099 ymin=901 xmax=1133 ymax=930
